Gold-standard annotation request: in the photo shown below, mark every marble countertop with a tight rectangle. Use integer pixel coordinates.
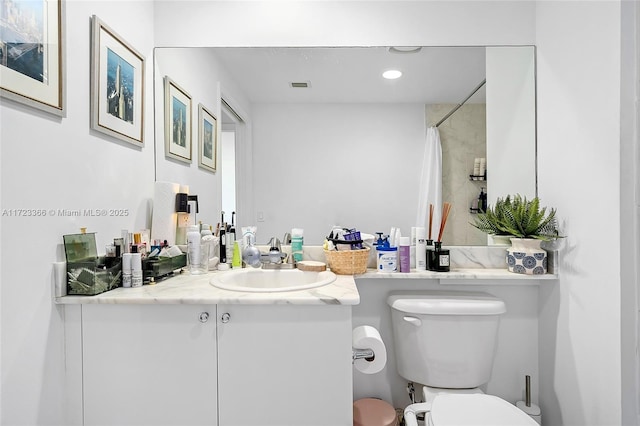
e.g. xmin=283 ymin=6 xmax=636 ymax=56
xmin=359 ymin=268 xmax=557 ymax=281
xmin=54 ymin=246 xmax=557 ymax=305
xmin=55 ymin=271 xmax=359 ymax=306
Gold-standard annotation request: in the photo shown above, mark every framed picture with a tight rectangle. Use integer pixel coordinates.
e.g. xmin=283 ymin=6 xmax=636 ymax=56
xmin=90 ymin=15 xmax=145 ymax=146
xmin=198 ymin=103 xmax=217 ymax=172
xmin=164 ymin=76 xmax=192 ymax=163
xmin=0 ymin=0 xmax=65 ymax=116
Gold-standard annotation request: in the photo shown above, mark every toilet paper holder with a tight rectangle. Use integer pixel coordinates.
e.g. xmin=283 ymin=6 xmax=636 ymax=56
xmin=352 ymin=348 xmax=375 ymax=363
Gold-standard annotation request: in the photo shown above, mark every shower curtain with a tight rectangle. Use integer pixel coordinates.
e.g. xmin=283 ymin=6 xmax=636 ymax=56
xmin=416 ymin=126 xmax=442 ymax=240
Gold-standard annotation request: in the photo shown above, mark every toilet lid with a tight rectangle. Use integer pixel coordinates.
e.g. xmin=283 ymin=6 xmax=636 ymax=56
xmin=429 ymin=394 xmax=537 ymax=426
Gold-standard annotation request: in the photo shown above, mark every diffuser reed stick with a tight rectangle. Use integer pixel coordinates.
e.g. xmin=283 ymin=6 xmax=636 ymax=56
xmin=428 ymin=204 xmax=434 ymax=240
xmin=437 ymin=202 xmax=452 ymax=242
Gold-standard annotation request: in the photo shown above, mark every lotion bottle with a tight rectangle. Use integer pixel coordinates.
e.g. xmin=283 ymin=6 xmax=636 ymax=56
xmin=187 ymin=225 xmax=201 ymax=272
xmin=415 ymin=227 xmax=427 ymax=271
xmin=291 ymin=228 xmax=304 ymax=262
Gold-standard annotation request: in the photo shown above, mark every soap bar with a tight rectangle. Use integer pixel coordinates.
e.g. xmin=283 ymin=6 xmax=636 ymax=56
xmin=297 ymin=261 xmax=327 ymax=272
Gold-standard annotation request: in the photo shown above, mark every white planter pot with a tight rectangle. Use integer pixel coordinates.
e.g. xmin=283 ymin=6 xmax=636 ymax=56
xmin=506 ymin=238 xmax=547 ymax=275
xmin=490 ymin=235 xmax=513 ymax=246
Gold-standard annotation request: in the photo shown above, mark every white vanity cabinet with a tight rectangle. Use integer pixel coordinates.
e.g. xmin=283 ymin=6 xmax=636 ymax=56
xmin=79 ymin=303 xmax=353 ymax=426
xmin=81 ymin=304 xmax=218 ymax=426
xmin=216 ymin=304 xmax=353 ymax=426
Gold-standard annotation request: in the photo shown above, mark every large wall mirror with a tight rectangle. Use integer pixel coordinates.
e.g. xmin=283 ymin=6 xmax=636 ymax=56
xmin=154 ymin=46 xmax=536 ymax=246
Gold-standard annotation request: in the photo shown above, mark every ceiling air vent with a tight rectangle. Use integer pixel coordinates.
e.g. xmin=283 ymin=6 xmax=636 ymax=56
xmin=290 ymin=81 xmax=311 ymax=88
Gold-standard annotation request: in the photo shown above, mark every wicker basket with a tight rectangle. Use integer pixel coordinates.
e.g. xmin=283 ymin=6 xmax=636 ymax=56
xmin=323 ymin=247 xmax=370 ymax=275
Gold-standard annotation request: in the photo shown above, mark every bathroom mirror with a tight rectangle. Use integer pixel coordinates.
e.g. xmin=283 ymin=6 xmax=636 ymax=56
xmin=153 ymin=46 xmax=536 ymax=245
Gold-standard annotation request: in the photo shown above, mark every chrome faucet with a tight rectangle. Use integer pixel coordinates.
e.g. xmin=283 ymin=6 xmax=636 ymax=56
xmin=267 ymin=237 xmax=284 ymax=264
xmin=241 ymin=236 xmax=294 ymax=269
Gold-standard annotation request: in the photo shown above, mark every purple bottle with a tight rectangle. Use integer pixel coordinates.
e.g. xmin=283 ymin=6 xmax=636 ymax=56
xmin=399 ymin=237 xmax=411 ymax=273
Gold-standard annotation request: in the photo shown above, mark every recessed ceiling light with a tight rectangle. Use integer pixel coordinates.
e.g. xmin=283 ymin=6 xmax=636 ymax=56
xmin=388 ymin=46 xmax=422 ymax=54
xmin=382 ymin=70 xmax=402 ymax=80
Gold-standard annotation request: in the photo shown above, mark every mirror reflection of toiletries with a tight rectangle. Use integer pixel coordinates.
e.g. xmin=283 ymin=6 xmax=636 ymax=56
xmin=154 ymin=46 xmax=536 ymax=246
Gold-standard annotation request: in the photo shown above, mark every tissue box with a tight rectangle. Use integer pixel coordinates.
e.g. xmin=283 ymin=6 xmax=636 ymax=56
xmin=64 ymin=233 xmax=122 ymax=295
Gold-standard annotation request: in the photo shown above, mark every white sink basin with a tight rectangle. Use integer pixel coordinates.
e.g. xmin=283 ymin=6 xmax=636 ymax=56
xmin=210 ymin=268 xmax=337 ymax=292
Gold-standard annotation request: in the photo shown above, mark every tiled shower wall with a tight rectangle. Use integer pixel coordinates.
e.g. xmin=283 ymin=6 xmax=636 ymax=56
xmin=426 ymin=103 xmax=487 ymax=246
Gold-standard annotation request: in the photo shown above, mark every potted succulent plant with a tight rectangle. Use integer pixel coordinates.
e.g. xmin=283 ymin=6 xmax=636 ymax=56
xmin=471 ymin=194 xmax=561 ymax=274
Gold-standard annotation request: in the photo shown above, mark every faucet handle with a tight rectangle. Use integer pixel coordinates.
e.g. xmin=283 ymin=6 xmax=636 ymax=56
xmin=268 ymin=237 xmax=281 ymax=251
xmin=282 ymin=232 xmax=292 ymax=245
xmin=268 ymin=237 xmax=282 ymax=264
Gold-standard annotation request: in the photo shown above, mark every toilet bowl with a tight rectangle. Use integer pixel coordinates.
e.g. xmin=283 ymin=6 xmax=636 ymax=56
xmin=387 ymin=292 xmax=538 ymax=426
xmin=406 ymin=393 xmax=537 ymax=426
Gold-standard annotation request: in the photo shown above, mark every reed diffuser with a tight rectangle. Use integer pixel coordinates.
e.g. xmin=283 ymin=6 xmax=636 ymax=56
xmin=432 ymin=202 xmax=452 ymax=272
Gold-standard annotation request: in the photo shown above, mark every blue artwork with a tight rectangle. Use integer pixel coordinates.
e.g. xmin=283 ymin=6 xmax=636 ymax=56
xmin=106 ymin=48 xmax=135 ymax=123
xmin=0 ymin=0 xmax=45 ymax=82
xmin=203 ymin=119 xmax=213 ymax=160
xmin=172 ymin=97 xmax=187 ymax=147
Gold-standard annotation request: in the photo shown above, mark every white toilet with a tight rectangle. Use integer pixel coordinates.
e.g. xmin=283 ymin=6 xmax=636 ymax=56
xmin=387 ymin=291 xmax=538 ymax=426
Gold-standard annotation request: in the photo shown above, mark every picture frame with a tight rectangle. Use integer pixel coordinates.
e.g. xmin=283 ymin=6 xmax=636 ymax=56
xmin=198 ymin=103 xmax=217 ymax=172
xmin=0 ymin=0 xmax=65 ymax=116
xmin=164 ymin=76 xmax=192 ymax=163
xmin=90 ymin=15 xmax=145 ymax=146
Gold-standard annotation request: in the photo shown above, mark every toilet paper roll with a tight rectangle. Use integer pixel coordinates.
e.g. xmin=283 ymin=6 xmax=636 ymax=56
xmin=352 ymin=325 xmax=387 ymax=374
xmin=151 ymin=181 xmax=180 ymax=245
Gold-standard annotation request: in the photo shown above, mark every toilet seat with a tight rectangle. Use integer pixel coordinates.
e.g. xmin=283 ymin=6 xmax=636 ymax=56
xmin=427 ymin=394 xmax=537 ymax=426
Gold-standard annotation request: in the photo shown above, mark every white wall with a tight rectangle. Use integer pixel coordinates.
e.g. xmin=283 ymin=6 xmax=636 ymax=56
xmin=154 ymin=49 xmax=221 ymax=227
xmin=0 ymin=2 xmax=156 ymax=424
xmin=154 ymin=48 xmax=254 ymax=232
xmin=251 ymin=103 xmax=424 ymax=244
xmin=536 ymin=2 xmax=623 ymax=425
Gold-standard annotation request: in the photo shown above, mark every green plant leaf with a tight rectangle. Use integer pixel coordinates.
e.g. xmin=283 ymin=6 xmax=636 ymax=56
xmin=469 ymin=194 xmax=563 ymax=241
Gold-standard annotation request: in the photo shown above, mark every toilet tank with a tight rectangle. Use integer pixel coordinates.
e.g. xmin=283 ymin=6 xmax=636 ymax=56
xmin=387 ymin=291 xmax=506 ymax=389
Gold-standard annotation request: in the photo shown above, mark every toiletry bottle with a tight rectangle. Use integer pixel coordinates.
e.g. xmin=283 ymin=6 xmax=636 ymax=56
xmin=478 ymin=187 xmax=487 ymax=213
xmin=201 ymin=226 xmax=217 ymax=271
xmin=232 ymin=241 xmax=242 ymax=268
xmin=473 ymin=158 xmax=481 ymax=178
xmin=131 ymin=253 xmax=143 ymax=287
xmin=122 ymin=253 xmax=132 ymax=288
xmin=291 ymin=228 xmax=304 ymax=262
xmin=187 ymin=225 xmax=202 ymax=271
xmin=399 ymin=237 xmax=411 ymax=273
xmin=227 ymin=212 xmax=236 ymax=264
xmin=415 ymin=227 xmax=427 ymax=271
xmin=226 ymin=225 xmax=235 ymax=266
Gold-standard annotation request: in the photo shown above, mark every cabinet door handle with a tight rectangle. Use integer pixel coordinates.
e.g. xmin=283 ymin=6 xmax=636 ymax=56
xmin=221 ymin=312 xmax=231 ymax=323
xmin=199 ymin=312 xmax=210 ymax=323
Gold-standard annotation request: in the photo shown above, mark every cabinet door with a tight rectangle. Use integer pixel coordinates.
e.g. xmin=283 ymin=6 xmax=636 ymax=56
xmin=82 ymin=304 xmax=217 ymax=426
xmin=217 ymin=305 xmax=353 ymax=426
